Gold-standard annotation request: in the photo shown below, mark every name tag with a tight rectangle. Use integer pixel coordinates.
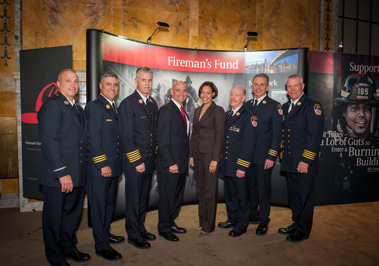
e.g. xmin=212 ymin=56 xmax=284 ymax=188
xmin=106 ymin=119 xmax=112 ymax=122
xmin=141 ymin=116 xmax=147 ymax=119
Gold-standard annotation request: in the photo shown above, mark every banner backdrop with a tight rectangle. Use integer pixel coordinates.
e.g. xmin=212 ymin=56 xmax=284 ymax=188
xmin=20 ymin=46 xmax=72 ymax=199
xmin=309 ymin=51 xmax=379 ymax=205
xmin=93 ymin=31 xmax=307 ymax=216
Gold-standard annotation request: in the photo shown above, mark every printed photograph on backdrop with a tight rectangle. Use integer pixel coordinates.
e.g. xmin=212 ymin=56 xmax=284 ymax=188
xmin=309 ymin=51 xmax=379 ymax=205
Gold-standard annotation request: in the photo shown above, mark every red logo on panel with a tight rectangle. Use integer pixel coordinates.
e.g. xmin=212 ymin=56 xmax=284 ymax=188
xmin=21 ymin=83 xmax=58 ymax=124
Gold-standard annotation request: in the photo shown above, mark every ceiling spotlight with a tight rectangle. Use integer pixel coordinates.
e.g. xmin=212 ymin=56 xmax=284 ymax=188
xmin=147 ymin=22 xmax=170 ymax=43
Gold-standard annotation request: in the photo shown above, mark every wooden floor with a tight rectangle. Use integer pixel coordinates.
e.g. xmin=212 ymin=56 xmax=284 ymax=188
xmin=1 ymin=202 xmax=378 ymax=266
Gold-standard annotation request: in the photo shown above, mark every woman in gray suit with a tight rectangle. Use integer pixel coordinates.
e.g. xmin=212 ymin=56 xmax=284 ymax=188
xmin=189 ymin=81 xmax=225 ymax=236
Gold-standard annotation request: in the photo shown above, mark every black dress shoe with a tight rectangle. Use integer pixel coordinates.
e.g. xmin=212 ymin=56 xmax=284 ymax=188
xmin=96 ymin=247 xmax=122 ymax=261
xmin=127 ymin=237 xmax=151 ymax=249
xmin=218 ymin=221 xmax=234 ymax=229
xmin=256 ymin=223 xmax=268 ymax=235
xmin=249 ymin=218 xmax=259 ymax=224
xmin=286 ymin=231 xmax=309 ymax=242
xmin=278 ymin=224 xmax=296 ymax=235
xmin=159 ymin=231 xmax=179 ymax=242
xmin=229 ymin=228 xmax=246 ymax=237
xmin=66 ymin=250 xmax=91 ymax=262
xmin=141 ymin=230 xmax=156 ymax=241
xmin=171 ymin=225 xmax=187 ymax=234
xmin=109 ymin=234 xmax=125 ymax=244
xmin=50 ymin=261 xmax=70 ymax=266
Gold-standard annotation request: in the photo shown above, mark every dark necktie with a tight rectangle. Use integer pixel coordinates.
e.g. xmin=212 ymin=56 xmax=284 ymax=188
xmin=112 ymin=102 xmax=118 ymax=116
xmin=253 ymin=99 xmax=258 ymax=108
xmin=73 ymin=103 xmax=81 ymax=121
xmin=180 ymin=106 xmax=187 ymax=128
xmin=74 ymin=103 xmax=79 ymax=113
xmin=228 ymin=111 xmax=233 ymax=119
xmin=289 ymin=103 xmax=295 ymax=113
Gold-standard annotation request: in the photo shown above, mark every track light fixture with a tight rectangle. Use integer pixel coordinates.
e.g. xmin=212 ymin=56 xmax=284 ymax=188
xmin=147 ymin=22 xmax=170 ymax=43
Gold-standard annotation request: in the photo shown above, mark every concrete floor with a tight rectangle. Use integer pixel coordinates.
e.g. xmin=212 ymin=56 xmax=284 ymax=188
xmin=1 ymin=202 xmax=378 ymax=266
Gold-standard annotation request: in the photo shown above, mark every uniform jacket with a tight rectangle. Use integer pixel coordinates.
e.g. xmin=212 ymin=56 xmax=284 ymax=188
xmin=219 ymin=105 xmax=258 ymax=177
xmin=118 ymin=90 xmax=158 ymax=173
xmin=189 ymin=101 xmax=225 ymax=161
xmin=280 ymin=94 xmax=324 ymax=173
xmin=38 ymin=91 xmax=88 ymax=187
xmin=85 ymin=95 xmax=123 ymax=177
xmin=156 ymin=100 xmax=190 ymax=174
xmin=245 ymin=95 xmax=283 ymax=164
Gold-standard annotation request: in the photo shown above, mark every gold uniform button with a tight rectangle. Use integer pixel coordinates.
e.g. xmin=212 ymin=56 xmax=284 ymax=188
xmin=225 ymin=157 xmax=228 ymax=159
xmin=226 ymin=151 xmax=228 ymax=154
xmin=227 ymin=136 xmax=229 ymax=138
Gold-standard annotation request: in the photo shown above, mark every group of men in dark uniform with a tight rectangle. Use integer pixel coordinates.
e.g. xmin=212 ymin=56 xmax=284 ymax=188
xmin=38 ymin=68 xmax=324 ymax=266
xmin=217 ymin=73 xmax=324 ymax=243
xmin=38 ymin=67 xmax=191 ymax=265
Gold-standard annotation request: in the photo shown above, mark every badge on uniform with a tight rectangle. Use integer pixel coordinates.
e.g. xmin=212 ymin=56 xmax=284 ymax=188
xmin=262 ymin=100 xmax=267 ymax=104
xmin=229 ymin=126 xmax=240 ymax=132
xmin=236 ymin=112 xmax=240 ymax=116
xmin=64 ymin=101 xmax=69 ymax=105
xmin=297 ymin=102 xmax=301 ymax=106
xmin=277 ymin=104 xmax=283 ymax=115
xmin=314 ymin=103 xmax=322 ymax=115
xmin=106 ymin=119 xmax=112 ymax=122
xmin=251 ymin=116 xmax=258 ymax=127
xmin=106 ymin=104 xmax=111 ymax=109
xmin=139 ymin=99 xmax=143 ymax=104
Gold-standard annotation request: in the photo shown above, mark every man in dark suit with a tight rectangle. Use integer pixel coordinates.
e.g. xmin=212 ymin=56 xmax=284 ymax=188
xmin=279 ymin=74 xmax=324 ymax=242
xmin=38 ymin=68 xmax=91 ymax=266
xmin=245 ymin=73 xmax=283 ymax=235
xmin=156 ymin=80 xmax=189 ymax=242
xmin=118 ymin=67 xmax=158 ymax=249
xmin=219 ymin=86 xmax=258 ymax=237
xmin=85 ymin=71 xmax=123 ymax=261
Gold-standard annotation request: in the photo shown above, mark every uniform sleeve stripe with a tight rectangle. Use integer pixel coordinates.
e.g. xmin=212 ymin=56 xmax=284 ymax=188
xmin=93 ymin=154 xmax=107 ymax=163
xmin=237 ymin=158 xmax=251 ymax=167
xmin=52 ymin=166 xmax=67 ymax=172
xmin=268 ymin=149 xmax=278 ymax=156
xmin=126 ymin=150 xmax=140 ymax=156
xmin=302 ymin=150 xmax=316 ymax=160
xmin=126 ymin=149 xmax=142 ymax=163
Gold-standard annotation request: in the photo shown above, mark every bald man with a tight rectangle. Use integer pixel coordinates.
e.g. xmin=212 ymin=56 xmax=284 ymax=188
xmin=219 ymin=86 xmax=258 ymax=237
xmin=156 ymin=81 xmax=190 ymax=242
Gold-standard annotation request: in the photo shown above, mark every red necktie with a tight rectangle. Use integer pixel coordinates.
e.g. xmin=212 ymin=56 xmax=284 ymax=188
xmin=180 ymin=106 xmax=187 ymax=128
